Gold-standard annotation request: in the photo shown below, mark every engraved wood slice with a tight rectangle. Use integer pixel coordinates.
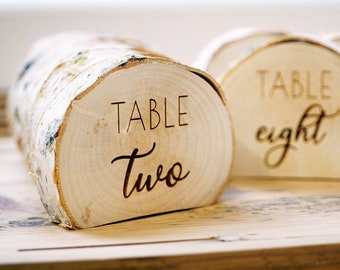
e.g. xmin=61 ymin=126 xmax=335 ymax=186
xmin=7 ymin=32 xmax=234 ymax=229
xmin=216 ymin=35 xmax=340 ymax=178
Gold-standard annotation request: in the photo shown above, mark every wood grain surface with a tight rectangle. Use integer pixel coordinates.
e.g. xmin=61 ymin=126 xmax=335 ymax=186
xmin=216 ymin=34 xmax=340 ymax=178
xmin=6 ymin=33 xmax=233 ymax=229
xmin=1 ymin=136 xmax=340 ymax=269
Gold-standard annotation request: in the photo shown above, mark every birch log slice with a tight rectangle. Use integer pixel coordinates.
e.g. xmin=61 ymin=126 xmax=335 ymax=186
xmin=218 ymin=35 xmax=340 ymax=178
xmin=7 ymin=33 xmax=234 ymax=229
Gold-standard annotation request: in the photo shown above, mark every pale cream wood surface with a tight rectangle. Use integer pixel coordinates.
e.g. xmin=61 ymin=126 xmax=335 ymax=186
xmin=217 ymin=35 xmax=340 ymax=178
xmin=1 ymin=135 xmax=340 ymax=269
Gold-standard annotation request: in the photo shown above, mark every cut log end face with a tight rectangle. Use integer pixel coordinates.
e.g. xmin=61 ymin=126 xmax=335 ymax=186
xmin=56 ymin=60 xmax=233 ymax=228
xmin=219 ymin=38 xmax=340 ymax=178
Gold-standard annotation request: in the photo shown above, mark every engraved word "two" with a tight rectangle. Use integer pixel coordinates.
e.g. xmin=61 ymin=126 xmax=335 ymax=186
xmin=111 ymin=142 xmax=190 ymax=198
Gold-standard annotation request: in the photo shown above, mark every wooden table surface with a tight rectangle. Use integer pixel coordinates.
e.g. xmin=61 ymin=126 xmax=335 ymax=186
xmin=1 ymin=103 xmax=340 ymax=269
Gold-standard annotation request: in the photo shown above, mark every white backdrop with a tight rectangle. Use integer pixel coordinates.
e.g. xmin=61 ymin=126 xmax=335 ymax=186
xmin=1 ymin=0 xmax=339 ymax=89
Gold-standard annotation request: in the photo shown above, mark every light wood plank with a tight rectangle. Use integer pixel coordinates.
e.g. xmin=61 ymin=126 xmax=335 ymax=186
xmin=1 ymin=136 xmax=340 ymax=269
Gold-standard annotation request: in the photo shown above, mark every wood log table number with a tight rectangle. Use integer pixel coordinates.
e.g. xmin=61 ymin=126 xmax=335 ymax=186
xmin=196 ymin=29 xmax=340 ymax=178
xmin=7 ymin=32 xmax=234 ymax=229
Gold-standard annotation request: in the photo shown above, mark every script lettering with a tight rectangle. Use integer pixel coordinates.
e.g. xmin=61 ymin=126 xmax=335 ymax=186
xmin=256 ymin=103 xmax=339 ymax=168
xmin=111 ymin=142 xmax=190 ymax=198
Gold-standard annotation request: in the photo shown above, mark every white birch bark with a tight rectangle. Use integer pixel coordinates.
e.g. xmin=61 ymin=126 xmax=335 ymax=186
xmin=194 ymin=27 xmax=286 ymax=81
